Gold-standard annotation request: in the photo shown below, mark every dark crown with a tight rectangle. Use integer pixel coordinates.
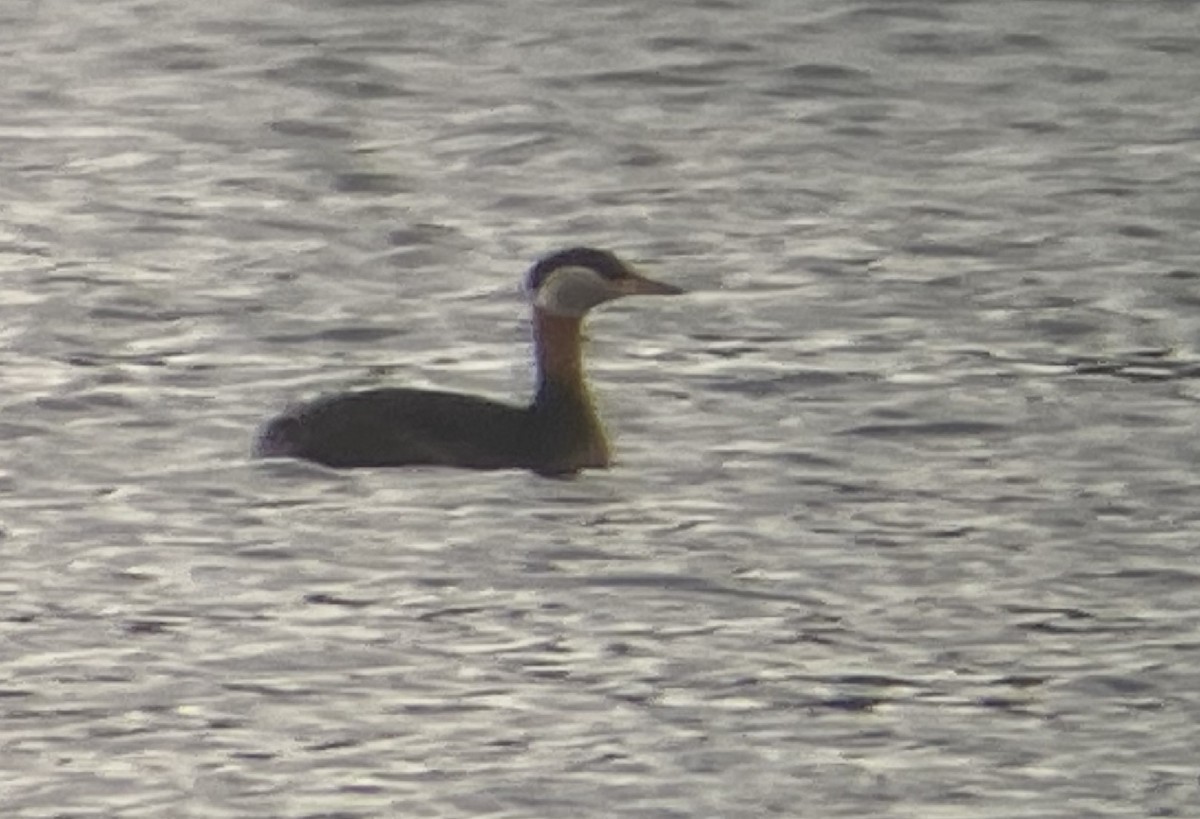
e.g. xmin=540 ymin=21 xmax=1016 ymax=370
xmin=526 ymin=247 xmax=630 ymax=293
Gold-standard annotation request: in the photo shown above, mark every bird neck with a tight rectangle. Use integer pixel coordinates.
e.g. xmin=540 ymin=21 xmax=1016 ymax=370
xmin=530 ymin=307 xmax=610 ymax=470
xmin=532 ymin=308 xmax=588 ymax=398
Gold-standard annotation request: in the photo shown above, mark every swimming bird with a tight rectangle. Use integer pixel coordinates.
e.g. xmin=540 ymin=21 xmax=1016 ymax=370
xmin=254 ymin=247 xmax=683 ymax=474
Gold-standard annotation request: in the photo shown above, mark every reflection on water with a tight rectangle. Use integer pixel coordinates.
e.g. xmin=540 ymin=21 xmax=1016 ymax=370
xmin=2 ymin=0 xmax=1199 ymax=816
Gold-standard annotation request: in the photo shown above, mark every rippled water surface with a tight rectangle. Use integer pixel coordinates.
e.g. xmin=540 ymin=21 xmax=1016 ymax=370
xmin=3 ymin=0 xmax=1200 ymax=816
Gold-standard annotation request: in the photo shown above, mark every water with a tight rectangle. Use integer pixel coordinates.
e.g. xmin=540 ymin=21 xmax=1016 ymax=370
xmin=3 ymin=0 xmax=1199 ymax=816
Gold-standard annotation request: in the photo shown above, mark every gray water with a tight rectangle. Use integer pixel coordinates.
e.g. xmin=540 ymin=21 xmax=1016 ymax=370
xmin=3 ymin=0 xmax=1199 ymax=816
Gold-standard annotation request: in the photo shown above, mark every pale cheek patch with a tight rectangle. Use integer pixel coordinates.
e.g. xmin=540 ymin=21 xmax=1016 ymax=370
xmin=534 ymin=267 xmax=615 ymax=316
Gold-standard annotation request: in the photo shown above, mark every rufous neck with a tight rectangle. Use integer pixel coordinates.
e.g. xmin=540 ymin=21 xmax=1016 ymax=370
xmin=529 ymin=306 xmax=611 ymax=469
xmin=533 ymin=308 xmax=586 ymax=390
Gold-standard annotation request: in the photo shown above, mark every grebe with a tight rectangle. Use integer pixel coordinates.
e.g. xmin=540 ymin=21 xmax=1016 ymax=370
xmin=254 ymin=247 xmax=683 ymax=474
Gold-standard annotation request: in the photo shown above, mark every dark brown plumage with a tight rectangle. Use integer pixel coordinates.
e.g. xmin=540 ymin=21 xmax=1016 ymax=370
xmin=254 ymin=247 xmax=682 ymax=475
